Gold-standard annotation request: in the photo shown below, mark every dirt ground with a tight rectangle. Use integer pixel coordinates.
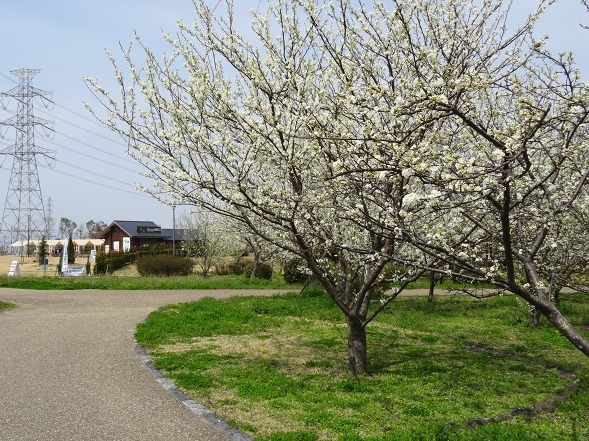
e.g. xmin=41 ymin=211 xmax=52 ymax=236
xmin=0 ymin=254 xmax=81 ymax=277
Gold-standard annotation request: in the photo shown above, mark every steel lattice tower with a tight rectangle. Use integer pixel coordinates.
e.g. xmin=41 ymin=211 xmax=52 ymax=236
xmin=0 ymin=69 xmax=54 ymax=253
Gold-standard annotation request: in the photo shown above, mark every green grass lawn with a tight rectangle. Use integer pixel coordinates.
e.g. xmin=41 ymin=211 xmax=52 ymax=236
xmin=0 ymin=270 xmax=490 ymax=292
xmin=0 ymin=301 xmax=15 ymax=311
xmin=136 ymin=290 xmax=589 ymax=441
xmin=0 ymin=273 xmax=299 ymax=290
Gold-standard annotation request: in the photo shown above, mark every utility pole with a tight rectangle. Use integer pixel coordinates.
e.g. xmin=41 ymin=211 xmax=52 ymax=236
xmin=27 ymin=214 xmax=31 ymax=258
xmin=45 ymin=196 xmax=55 ymax=239
xmin=172 ymin=205 xmax=176 ymax=256
xmin=0 ymin=69 xmax=55 ymax=255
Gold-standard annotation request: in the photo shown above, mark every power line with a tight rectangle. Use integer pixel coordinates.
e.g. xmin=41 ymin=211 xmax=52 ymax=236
xmin=55 ymin=157 xmax=137 ymax=187
xmin=56 ymin=130 xmax=137 ymax=165
xmin=0 ymin=67 xmax=157 ymax=202
xmin=44 ymin=138 xmax=138 ymax=172
xmin=0 ymin=124 xmax=148 ymax=192
xmin=0 ymin=133 xmax=147 ymax=198
xmin=39 ymin=163 xmax=151 ymax=198
xmin=0 ymin=70 xmax=17 ymax=86
xmin=2 ymin=66 xmax=137 ymax=168
xmin=2 ymin=129 xmax=138 ymax=174
xmin=0 ymin=65 xmax=127 ymax=150
xmin=55 ymin=101 xmax=119 ymax=132
xmin=1 ymin=64 xmax=124 ymax=146
xmin=36 ymin=105 xmax=130 ymax=149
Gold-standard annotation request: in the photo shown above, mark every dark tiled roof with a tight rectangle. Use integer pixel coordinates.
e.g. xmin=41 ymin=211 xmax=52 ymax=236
xmin=101 ymin=221 xmax=185 ymax=241
xmin=102 ymin=220 xmax=165 ymax=238
xmin=161 ymin=228 xmax=185 ymax=241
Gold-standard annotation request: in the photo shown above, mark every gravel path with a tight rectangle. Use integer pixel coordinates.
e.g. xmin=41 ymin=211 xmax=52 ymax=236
xmin=0 ymin=288 xmax=290 ymax=441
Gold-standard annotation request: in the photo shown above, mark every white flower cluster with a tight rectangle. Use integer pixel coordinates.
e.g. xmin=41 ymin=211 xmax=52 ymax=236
xmin=85 ymin=0 xmax=589 ymax=346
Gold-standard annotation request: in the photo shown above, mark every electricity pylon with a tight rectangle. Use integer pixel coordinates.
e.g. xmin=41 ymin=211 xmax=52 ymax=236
xmin=0 ymin=69 xmax=55 ymax=255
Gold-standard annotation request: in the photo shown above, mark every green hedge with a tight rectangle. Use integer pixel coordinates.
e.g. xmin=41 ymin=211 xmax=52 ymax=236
xmin=94 ymin=251 xmax=138 ymax=275
xmin=136 ymin=254 xmax=194 ymax=276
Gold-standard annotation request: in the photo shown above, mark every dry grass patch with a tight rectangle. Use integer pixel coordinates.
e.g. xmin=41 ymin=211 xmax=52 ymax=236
xmin=0 ymin=254 xmax=62 ymax=277
xmin=157 ymin=317 xmax=349 ymax=375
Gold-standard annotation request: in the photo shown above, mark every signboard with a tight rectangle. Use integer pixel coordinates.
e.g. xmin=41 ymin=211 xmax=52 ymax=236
xmin=60 ymin=241 xmax=85 ymax=276
xmin=123 ymin=237 xmax=131 ymax=252
xmin=62 ymin=265 xmax=86 ymax=277
xmin=137 ymin=226 xmax=161 ymax=234
xmin=8 ymin=260 xmax=20 ymax=277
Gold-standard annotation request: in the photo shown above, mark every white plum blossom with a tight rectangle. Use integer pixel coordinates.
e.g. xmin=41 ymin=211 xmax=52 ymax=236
xmin=87 ymin=0 xmax=589 ymax=368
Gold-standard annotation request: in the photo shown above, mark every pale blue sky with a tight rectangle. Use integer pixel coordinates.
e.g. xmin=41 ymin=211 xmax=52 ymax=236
xmin=0 ymin=0 xmax=586 ymax=236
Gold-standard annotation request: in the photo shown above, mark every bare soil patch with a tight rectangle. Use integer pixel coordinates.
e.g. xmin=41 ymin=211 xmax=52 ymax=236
xmin=0 ymin=254 xmax=65 ymax=277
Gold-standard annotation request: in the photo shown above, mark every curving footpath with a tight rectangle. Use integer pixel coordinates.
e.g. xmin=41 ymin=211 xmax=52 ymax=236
xmin=0 ymin=288 xmax=289 ymax=441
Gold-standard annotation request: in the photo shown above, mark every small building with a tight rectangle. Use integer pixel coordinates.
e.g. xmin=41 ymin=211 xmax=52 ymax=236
xmin=100 ymin=220 xmax=182 ymax=252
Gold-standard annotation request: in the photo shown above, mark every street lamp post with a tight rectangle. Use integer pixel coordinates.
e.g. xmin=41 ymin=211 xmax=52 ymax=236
xmin=172 ymin=205 xmax=176 ymax=256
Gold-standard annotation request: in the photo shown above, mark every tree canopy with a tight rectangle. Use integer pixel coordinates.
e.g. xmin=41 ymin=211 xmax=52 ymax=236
xmin=58 ymin=218 xmax=77 ymax=240
xmin=87 ymin=0 xmax=589 ymax=373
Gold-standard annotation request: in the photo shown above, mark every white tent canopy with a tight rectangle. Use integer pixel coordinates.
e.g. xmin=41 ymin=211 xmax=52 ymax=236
xmin=9 ymin=239 xmax=104 ymax=256
xmin=11 ymin=239 xmax=104 ymax=247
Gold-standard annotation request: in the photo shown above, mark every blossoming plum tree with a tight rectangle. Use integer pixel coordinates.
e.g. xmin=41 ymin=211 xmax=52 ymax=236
xmin=87 ymin=0 xmax=438 ymax=375
xmin=87 ymin=0 xmax=589 ymax=371
xmin=367 ymin=0 xmax=589 ymax=354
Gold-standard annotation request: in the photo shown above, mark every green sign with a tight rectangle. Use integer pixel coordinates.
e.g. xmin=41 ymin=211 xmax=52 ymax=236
xmin=137 ymin=226 xmax=161 ymax=234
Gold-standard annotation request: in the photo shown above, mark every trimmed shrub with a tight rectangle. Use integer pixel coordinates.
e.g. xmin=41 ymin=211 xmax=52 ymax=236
xmin=243 ymin=261 xmax=273 ymax=280
xmin=67 ymin=236 xmax=75 ymax=264
xmin=229 ymin=260 xmax=243 ymax=275
xmin=228 ymin=258 xmax=254 ymax=275
xmin=137 ymin=254 xmax=193 ymax=276
xmin=283 ymin=258 xmax=312 ymax=284
xmin=94 ymin=252 xmax=109 ymax=274
xmin=94 ymin=251 xmax=138 ymax=275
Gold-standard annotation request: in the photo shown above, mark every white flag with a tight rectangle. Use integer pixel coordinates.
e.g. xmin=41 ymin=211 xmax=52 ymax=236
xmin=61 ymin=240 xmax=68 ymax=274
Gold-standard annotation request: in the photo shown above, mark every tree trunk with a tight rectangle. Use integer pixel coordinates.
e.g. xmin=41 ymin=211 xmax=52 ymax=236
xmin=428 ymin=271 xmax=436 ymax=303
xmin=530 ymin=305 xmax=541 ymax=327
xmin=549 ymin=282 xmax=562 ymax=305
xmin=527 ymin=293 xmax=589 ymax=357
xmin=526 ymin=268 xmax=550 ymax=327
xmin=249 ymin=259 xmax=258 ymax=279
xmin=346 ymin=316 xmax=369 ymax=376
xmin=519 ymin=266 xmax=589 ymax=357
xmin=249 ymin=247 xmax=261 ymax=279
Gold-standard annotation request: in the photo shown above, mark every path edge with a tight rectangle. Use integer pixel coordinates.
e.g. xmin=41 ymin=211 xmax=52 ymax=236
xmin=134 ymin=340 xmax=253 ymax=441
